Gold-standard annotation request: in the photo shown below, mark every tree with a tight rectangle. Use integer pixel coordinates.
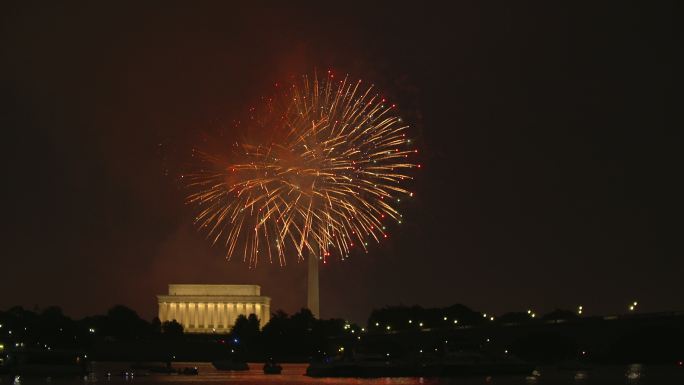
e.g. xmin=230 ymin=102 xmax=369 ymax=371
xmin=290 ymin=308 xmax=315 ymax=332
xmin=497 ymin=312 xmax=532 ymax=324
xmin=542 ymin=309 xmax=579 ymax=321
xmin=247 ymin=314 xmax=260 ymax=331
xmin=151 ymin=317 xmax=162 ymax=334
xmin=161 ymin=320 xmax=184 ymax=336
xmin=231 ymin=314 xmax=259 ymax=340
xmin=512 ymin=332 xmax=578 ymax=363
xmin=105 ymin=305 xmax=151 ymax=339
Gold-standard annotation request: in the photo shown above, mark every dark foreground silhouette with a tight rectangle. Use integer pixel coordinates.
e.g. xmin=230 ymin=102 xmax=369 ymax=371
xmin=1 ymin=304 xmax=683 ymax=377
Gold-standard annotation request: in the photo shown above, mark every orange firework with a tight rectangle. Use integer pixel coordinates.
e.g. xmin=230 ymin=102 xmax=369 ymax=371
xmin=185 ymin=72 xmax=418 ymax=267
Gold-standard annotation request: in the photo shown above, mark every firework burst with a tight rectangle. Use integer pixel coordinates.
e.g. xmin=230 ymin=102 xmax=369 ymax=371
xmin=185 ymin=71 xmax=418 ymax=267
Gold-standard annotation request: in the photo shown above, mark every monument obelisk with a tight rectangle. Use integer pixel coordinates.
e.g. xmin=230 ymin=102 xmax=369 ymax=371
xmin=307 ymin=254 xmax=320 ymax=318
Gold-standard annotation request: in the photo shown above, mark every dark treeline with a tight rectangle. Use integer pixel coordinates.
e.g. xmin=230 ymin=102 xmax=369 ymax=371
xmin=0 ymin=305 xmax=356 ymax=362
xmin=364 ymin=305 xmax=684 ymax=365
xmin=1 ymin=304 xmax=683 ymax=364
xmin=367 ymin=304 xmax=581 ymax=331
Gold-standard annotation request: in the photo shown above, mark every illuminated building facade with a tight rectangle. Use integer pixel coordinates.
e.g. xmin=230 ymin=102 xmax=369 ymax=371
xmin=157 ymin=284 xmax=270 ymax=333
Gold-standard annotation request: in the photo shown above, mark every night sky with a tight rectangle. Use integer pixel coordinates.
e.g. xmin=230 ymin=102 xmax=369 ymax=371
xmin=2 ymin=2 xmax=681 ymax=324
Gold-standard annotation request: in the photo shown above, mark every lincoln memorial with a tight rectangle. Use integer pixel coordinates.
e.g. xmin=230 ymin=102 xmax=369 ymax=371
xmin=157 ymin=284 xmax=271 ymax=333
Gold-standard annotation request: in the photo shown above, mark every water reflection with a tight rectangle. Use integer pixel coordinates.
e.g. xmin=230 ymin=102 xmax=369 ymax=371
xmin=523 ymin=368 xmax=541 ymax=384
xmin=573 ymin=370 xmax=587 ymax=381
xmin=5 ymin=362 xmax=684 ymax=385
xmin=625 ymin=363 xmax=643 ymax=383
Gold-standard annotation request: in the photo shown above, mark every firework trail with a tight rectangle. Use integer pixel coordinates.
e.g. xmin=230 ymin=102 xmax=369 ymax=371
xmin=185 ymin=71 xmax=418 ymax=267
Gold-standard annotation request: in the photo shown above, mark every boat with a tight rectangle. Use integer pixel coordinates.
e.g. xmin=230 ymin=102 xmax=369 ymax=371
xmin=263 ymin=359 xmax=282 ymax=374
xmin=180 ymin=366 xmax=199 ymax=375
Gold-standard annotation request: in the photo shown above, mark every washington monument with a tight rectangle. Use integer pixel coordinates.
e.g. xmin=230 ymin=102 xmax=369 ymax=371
xmin=307 ymin=254 xmax=319 ymax=318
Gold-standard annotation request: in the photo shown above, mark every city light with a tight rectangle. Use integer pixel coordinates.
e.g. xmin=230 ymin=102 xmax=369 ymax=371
xmin=453 ymin=319 xmax=458 ymax=324
xmin=578 ymin=305 xmax=583 ymax=315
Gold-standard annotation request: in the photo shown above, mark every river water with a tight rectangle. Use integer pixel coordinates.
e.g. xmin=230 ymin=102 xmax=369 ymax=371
xmin=4 ymin=362 xmax=684 ymax=385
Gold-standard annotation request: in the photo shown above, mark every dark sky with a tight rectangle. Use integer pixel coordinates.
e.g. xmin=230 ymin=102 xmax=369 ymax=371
xmin=2 ymin=2 xmax=681 ymax=324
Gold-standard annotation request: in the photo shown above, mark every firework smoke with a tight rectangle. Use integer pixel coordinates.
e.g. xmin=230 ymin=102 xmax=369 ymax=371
xmin=185 ymin=71 xmax=418 ymax=267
